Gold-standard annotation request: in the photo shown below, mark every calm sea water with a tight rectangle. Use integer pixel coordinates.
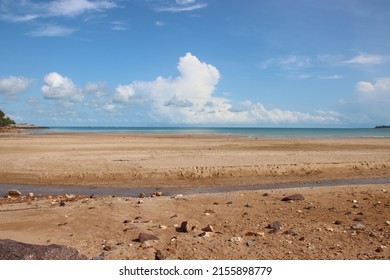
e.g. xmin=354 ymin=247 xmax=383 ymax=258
xmin=34 ymin=126 xmax=390 ymax=139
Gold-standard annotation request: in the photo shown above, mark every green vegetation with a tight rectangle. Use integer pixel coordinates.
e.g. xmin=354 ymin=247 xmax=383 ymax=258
xmin=0 ymin=109 xmax=15 ymax=127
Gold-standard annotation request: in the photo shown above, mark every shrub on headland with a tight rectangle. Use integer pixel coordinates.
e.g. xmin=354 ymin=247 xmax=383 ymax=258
xmin=0 ymin=109 xmax=15 ymax=127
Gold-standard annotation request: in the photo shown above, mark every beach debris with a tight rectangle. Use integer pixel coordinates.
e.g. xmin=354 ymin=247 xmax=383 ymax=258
xmin=174 ymin=194 xmax=184 ymax=200
xmin=138 ymin=233 xmax=159 ymax=243
xmin=65 ymin=194 xmax=76 ymax=200
xmin=202 ymin=225 xmax=214 ymax=232
xmin=352 ymin=199 xmax=358 ymax=204
xmin=159 ymin=225 xmax=167 ymax=230
xmin=281 ymin=194 xmax=305 ymax=201
xmin=7 ymin=190 xmax=21 ymax=197
xmin=0 ymin=239 xmax=87 ymax=260
xmin=351 ymin=223 xmax=365 ymax=230
xmin=266 ymin=221 xmax=282 ymax=233
xmin=229 ymin=236 xmax=242 ymax=243
xmin=204 ymin=209 xmax=216 ymax=214
xmin=179 ymin=220 xmax=198 ymax=232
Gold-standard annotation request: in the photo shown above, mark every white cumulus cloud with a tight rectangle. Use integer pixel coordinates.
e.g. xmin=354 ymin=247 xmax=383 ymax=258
xmin=0 ymin=76 xmax=33 ymax=95
xmin=41 ymin=72 xmax=83 ymax=102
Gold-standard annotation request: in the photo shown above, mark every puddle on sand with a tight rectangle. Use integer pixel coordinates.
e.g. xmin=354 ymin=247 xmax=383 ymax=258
xmin=1 ymin=178 xmax=389 ymax=197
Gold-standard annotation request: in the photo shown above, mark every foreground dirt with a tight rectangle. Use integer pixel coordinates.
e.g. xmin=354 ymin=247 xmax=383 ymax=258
xmin=0 ymin=184 xmax=389 ymax=260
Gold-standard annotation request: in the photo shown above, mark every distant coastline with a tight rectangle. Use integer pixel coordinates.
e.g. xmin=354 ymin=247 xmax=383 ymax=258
xmin=375 ymin=125 xmax=390 ymax=129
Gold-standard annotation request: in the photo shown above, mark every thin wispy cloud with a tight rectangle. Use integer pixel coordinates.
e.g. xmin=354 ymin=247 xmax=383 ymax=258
xmin=28 ymin=25 xmax=77 ymax=37
xmin=345 ymin=53 xmax=388 ymax=64
xmin=156 ymin=0 xmax=207 ymax=13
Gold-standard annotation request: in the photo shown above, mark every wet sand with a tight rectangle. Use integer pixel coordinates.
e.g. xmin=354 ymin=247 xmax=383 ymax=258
xmin=0 ymin=133 xmax=389 ymax=259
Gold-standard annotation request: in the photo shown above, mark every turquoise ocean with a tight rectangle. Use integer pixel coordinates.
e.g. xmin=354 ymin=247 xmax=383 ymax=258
xmin=36 ymin=126 xmax=390 ymax=139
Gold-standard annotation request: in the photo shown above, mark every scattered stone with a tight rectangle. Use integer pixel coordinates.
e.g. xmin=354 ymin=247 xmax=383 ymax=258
xmin=345 ymin=211 xmax=353 ymax=215
xmin=123 ymin=220 xmax=131 ymax=224
xmin=92 ymin=252 xmax=105 ymax=260
xmin=247 ymin=240 xmax=255 ymax=247
xmin=281 ymin=194 xmax=305 ymax=201
xmin=57 ymin=222 xmax=68 ymax=227
xmin=375 ymin=247 xmax=384 ymax=253
xmin=204 ymin=209 xmax=216 ymax=214
xmin=334 ymin=220 xmax=342 ymax=225
xmin=266 ymin=221 xmax=282 ymax=233
xmin=352 ymin=199 xmax=358 ymax=203
xmin=229 ymin=236 xmax=242 ymax=243
xmin=386 ymin=221 xmax=390 ymax=225
xmin=357 ymin=211 xmax=365 ymax=216
xmin=244 ymin=203 xmax=253 ymax=208
xmin=326 ymin=227 xmax=334 ymax=232
xmin=139 ymin=193 xmax=146 ymax=198
xmin=7 ymin=190 xmax=21 ymax=197
xmin=227 ymin=201 xmax=233 ymax=205
xmin=0 ymin=239 xmax=87 ymax=260
xmin=28 ymin=193 xmax=34 ymax=198
xmin=283 ymin=229 xmax=298 ymax=236
xmin=159 ymin=225 xmax=167 ymax=230
xmin=174 ymin=194 xmax=184 ymax=200
xmin=202 ymin=225 xmax=214 ymax=232
xmin=179 ymin=220 xmax=198 ymax=232
xmin=138 ymin=233 xmax=159 ymax=243
xmin=65 ymin=194 xmax=76 ymax=200
xmin=102 ymin=244 xmax=112 ymax=251
xmin=245 ymin=231 xmax=264 ymax=237
xmin=299 ymin=237 xmax=305 ymax=241
xmin=198 ymin=232 xmax=213 ymax=238
xmin=155 ymin=192 xmax=163 ymax=197
xmin=59 ymin=201 xmax=66 ymax=207
xmin=352 ymin=204 xmax=360 ymax=209
xmin=137 ymin=200 xmax=143 ymax=205
xmin=351 ymin=223 xmax=365 ymax=230
xmin=155 ymin=250 xmax=164 ymax=260
xmin=263 ymin=193 xmax=270 ymax=197
xmin=353 ymin=217 xmax=362 ymax=222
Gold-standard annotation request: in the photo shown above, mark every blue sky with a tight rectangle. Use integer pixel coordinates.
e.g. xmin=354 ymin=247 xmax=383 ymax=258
xmin=0 ymin=0 xmax=389 ymax=127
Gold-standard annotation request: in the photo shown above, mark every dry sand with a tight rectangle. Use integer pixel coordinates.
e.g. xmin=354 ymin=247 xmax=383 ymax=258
xmin=0 ymin=133 xmax=389 ymax=259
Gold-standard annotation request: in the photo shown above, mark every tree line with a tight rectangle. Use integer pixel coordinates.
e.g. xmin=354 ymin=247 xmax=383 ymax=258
xmin=0 ymin=109 xmax=15 ymax=127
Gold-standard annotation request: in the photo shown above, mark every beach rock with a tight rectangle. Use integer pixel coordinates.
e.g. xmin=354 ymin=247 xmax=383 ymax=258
xmin=155 ymin=250 xmax=164 ymax=260
xmin=138 ymin=233 xmax=159 ymax=243
xmin=281 ymin=194 xmax=305 ymax=201
xmin=247 ymin=240 xmax=255 ymax=247
xmin=0 ymin=239 xmax=87 ymax=260
xmin=28 ymin=193 xmax=34 ymax=198
xmin=92 ymin=252 xmax=105 ymax=260
xmin=179 ymin=220 xmax=198 ymax=232
xmin=7 ymin=190 xmax=21 ymax=197
xmin=59 ymin=201 xmax=66 ymax=207
xmin=334 ymin=220 xmax=342 ymax=225
xmin=386 ymin=221 xmax=390 ymax=225
xmin=353 ymin=217 xmax=362 ymax=222
xmin=351 ymin=223 xmax=365 ymax=230
xmin=202 ymin=225 xmax=214 ymax=232
xmin=266 ymin=221 xmax=282 ymax=233
xmin=375 ymin=247 xmax=384 ymax=253
xmin=139 ymin=193 xmax=146 ymax=198
xmin=229 ymin=236 xmax=242 ymax=243
xmin=283 ymin=229 xmax=298 ymax=236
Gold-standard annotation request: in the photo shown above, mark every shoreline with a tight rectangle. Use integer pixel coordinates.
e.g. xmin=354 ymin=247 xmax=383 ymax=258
xmin=1 ymin=132 xmax=389 ymax=260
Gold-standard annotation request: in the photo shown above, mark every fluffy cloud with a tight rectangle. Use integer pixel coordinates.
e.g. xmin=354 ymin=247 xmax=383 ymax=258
xmin=356 ymin=77 xmax=390 ymax=102
xmin=41 ymin=72 xmax=83 ymax=102
xmin=112 ymin=53 xmax=339 ymax=124
xmin=156 ymin=0 xmax=207 ymax=12
xmin=0 ymin=76 xmax=33 ymax=95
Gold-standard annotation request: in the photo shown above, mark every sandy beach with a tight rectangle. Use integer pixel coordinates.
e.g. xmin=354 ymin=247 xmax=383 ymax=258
xmin=0 ymin=133 xmax=389 ymax=259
